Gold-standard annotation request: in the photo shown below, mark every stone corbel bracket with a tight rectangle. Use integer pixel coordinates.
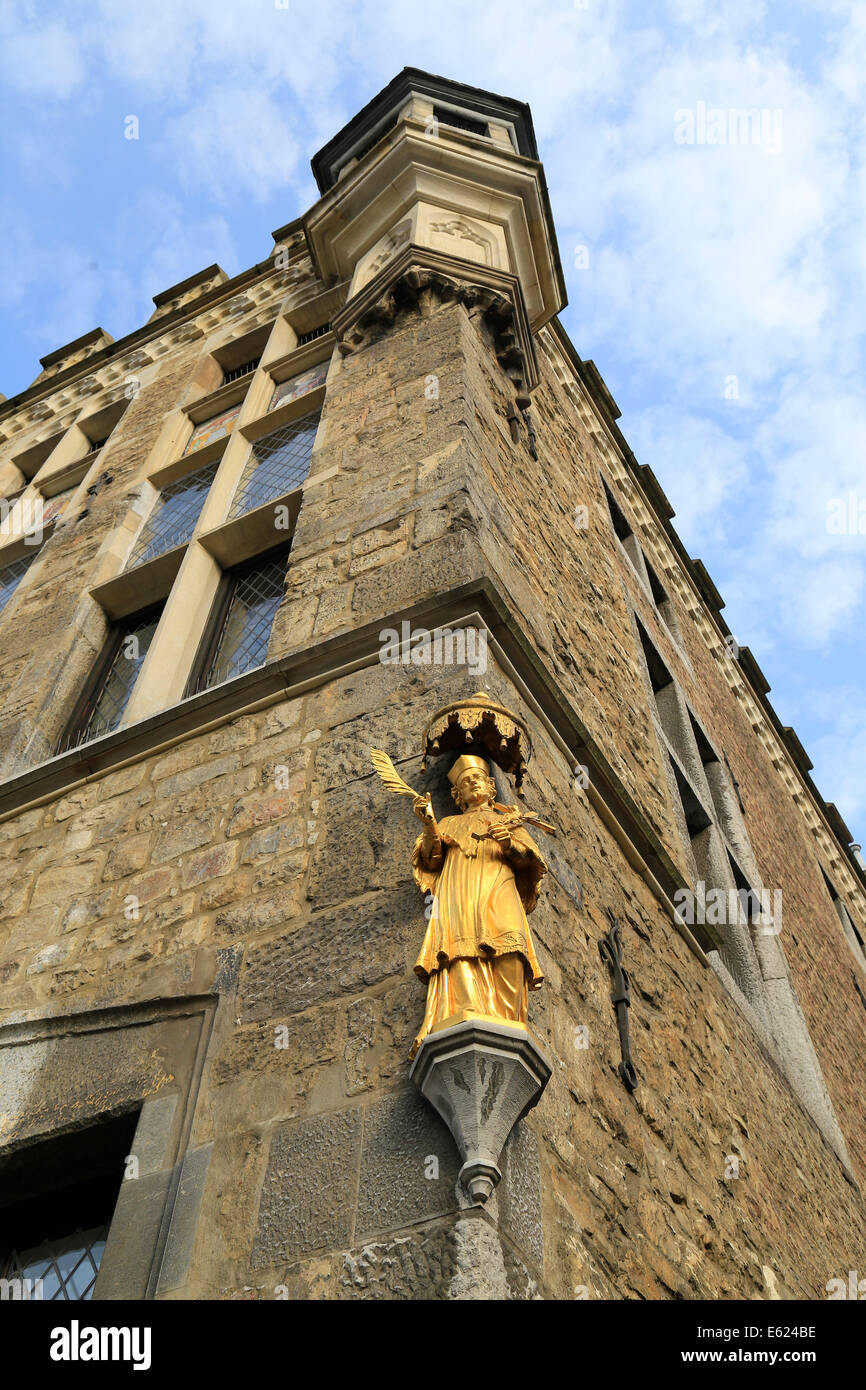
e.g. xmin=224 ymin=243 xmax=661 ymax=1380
xmin=410 ymin=1016 xmax=551 ymax=1204
xmin=331 ymin=245 xmax=539 ymax=395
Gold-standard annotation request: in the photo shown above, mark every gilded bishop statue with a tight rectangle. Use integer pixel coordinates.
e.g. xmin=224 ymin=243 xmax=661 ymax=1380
xmin=408 ymin=753 xmax=547 ymax=1056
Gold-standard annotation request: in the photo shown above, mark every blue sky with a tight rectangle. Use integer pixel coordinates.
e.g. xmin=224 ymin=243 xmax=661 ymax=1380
xmin=1 ymin=0 xmax=864 ymax=846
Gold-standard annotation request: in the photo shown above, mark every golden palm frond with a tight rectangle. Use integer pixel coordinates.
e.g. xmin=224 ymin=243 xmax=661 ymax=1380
xmin=473 ymin=810 xmax=557 ymax=840
xmin=370 ymin=748 xmax=423 ymax=799
xmin=520 ymin=810 xmax=557 ymax=835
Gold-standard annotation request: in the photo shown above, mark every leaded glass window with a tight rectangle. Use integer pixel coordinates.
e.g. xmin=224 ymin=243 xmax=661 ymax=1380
xmin=128 ymin=462 xmax=218 ymax=568
xmin=0 ymin=551 xmax=36 ymax=617
xmin=0 ymin=1108 xmax=138 ymax=1302
xmin=196 ymin=553 xmax=287 ymax=691
xmin=3 ymin=1226 xmax=108 ymax=1300
xmin=58 ymin=607 xmax=162 ymax=752
xmin=229 ymin=412 xmax=319 ymax=520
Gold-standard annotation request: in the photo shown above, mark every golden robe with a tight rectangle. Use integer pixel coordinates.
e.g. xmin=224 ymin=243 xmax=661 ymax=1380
xmin=410 ymin=803 xmax=546 ymax=1056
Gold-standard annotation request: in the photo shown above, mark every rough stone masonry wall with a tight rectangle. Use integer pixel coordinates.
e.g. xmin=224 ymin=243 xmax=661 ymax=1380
xmin=572 ymin=388 xmax=866 ymax=1187
xmin=272 ymin=300 xmax=684 ymax=867
xmin=274 ymin=291 xmax=866 ymax=1179
xmin=644 ymin=534 xmax=866 ymax=1184
xmin=1 ymin=658 xmax=865 ymax=1298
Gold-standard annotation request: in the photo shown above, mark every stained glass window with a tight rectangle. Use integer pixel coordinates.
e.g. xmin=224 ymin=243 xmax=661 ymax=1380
xmin=196 ymin=552 xmax=287 ymax=692
xmin=269 ymin=360 xmax=328 ymax=412
xmin=59 ymin=608 xmax=162 ymax=752
xmin=128 ymin=462 xmax=218 ymax=568
xmin=229 ymin=412 xmax=319 ymax=519
xmin=184 ymin=404 xmax=241 ymax=456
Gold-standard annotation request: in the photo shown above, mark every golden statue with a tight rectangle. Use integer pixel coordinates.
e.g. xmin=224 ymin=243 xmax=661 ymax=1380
xmin=370 ymin=745 xmax=550 ymax=1057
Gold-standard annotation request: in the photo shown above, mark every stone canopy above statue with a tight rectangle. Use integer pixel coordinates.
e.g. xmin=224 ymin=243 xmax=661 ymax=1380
xmin=421 ymin=690 xmax=533 ymax=796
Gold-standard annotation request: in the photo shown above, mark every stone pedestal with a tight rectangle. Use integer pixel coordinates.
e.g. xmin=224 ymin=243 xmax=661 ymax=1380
xmin=409 ymin=1016 xmax=551 ymax=1204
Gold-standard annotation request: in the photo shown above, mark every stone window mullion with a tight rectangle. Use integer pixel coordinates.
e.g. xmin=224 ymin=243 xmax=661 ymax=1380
xmin=119 ymin=542 xmax=224 ymax=724
xmin=188 ymin=349 xmax=281 ymax=539
xmin=0 ymin=459 xmax=26 ymax=497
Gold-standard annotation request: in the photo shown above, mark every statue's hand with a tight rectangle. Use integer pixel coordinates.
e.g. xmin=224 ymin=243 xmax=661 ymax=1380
xmin=413 ymin=795 xmax=437 ymax=829
xmin=489 ymin=825 xmax=512 ymax=850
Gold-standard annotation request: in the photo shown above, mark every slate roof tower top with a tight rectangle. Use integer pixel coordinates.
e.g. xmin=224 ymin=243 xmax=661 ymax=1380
xmin=305 ymin=68 xmax=567 ymax=393
xmin=310 ymin=67 xmax=540 ymax=193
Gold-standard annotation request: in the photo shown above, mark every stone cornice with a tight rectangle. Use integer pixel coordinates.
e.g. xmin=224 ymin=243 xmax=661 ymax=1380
xmin=304 ymin=113 xmax=566 ymax=331
xmin=311 ymin=66 xmax=540 ymax=192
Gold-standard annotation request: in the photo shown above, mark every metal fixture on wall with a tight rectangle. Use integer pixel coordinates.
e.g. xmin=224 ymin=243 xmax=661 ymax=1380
xmin=598 ymin=911 xmax=639 ymax=1092
xmin=516 ymin=394 xmax=538 ymax=460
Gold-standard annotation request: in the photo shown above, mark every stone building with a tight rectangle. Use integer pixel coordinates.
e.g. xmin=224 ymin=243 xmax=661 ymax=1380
xmin=1 ymin=68 xmax=865 ymax=1302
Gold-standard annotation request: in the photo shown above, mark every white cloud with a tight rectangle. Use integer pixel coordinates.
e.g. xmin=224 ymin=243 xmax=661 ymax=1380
xmin=0 ymin=20 xmax=85 ymax=99
xmin=806 ymin=688 xmax=866 ymax=835
xmin=162 ymin=88 xmax=301 ymax=203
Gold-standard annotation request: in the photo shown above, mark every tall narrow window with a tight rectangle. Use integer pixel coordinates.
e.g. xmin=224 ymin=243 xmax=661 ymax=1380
xmin=128 ymin=461 xmax=218 ymax=568
xmin=602 ymin=478 xmax=652 ymax=585
xmin=296 ymin=324 xmax=331 ymax=346
xmin=221 ymin=356 xmax=260 ymax=386
xmin=0 ymin=551 xmax=37 ymax=617
xmin=602 ymin=479 xmax=631 ymax=542
xmin=644 ymin=554 xmax=684 ymax=643
xmin=58 ymin=606 xmax=163 ymax=752
xmin=821 ymin=868 xmax=866 ymax=964
xmin=193 ymin=550 xmax=288 ymax=692
xmin=638 ymin=619 xmax=772 ymax=1024
xmin=230 ymin=412 xmax=319 ymax=519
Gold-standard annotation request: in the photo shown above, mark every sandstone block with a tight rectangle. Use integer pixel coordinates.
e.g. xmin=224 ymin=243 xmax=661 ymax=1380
xmin=251 ymin=1110 xmax=362 ymax=1267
